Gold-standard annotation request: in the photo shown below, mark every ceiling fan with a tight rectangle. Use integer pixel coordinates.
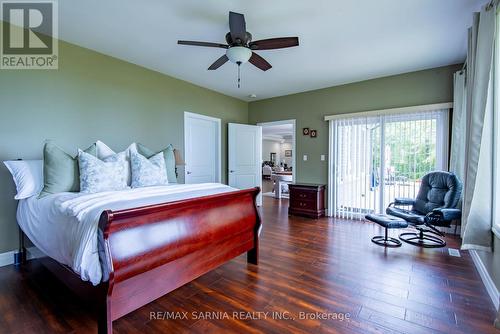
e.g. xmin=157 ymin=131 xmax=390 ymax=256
xmin=178 ymin=11 xmax=299 ymax=88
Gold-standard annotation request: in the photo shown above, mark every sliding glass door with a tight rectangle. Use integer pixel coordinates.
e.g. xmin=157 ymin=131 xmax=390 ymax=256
xmin=331 ymin=109 xmax=449 ymax=219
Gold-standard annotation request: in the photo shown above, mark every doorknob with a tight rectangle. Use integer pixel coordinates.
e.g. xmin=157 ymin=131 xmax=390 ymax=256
xmin=230 ymin=170 xmax=235 ymax=173
xmin=187 ymin=171 xmax=192 ymax=174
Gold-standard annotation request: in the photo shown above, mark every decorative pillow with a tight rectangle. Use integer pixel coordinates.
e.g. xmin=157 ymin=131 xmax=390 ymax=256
xmin=96 ymin=141 xmax=133 ymax=185
xmin=96 ymin=140 xmax=116 ymax=159
xmin=78 ymin=150 xmax=129 ymax=193
xmin=40 ymin=142 xmax=97 ymax=197
xmin=135 ymin=143 xmax=176 ymax=183
xmin=3 ymin=160 xmax=43 ymax=199
xmin=130 ymin=151 xmax=168 ymax=188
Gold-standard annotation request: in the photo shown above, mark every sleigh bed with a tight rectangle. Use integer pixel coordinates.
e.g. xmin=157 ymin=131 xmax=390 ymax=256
xmin=17 ymin=185 xmax=261 ymax=334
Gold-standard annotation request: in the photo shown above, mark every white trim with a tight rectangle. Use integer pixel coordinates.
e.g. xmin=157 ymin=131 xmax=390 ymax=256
xmin=462 ymin=244 xmax=493 ymax=252
xmin=0 ymin=247 xmax=44 ymax=267
xmin=436 ymin=110 xmax=450 ymax=170
xmin=328 ymin=109 xmax=450 ymax=218
xmin=493 ymin=8 xmax=500 ymax=242
xmin=379 ymin=116 xmax=386 ymax=214
xmin=184 ymin=111 xmax=221 ymax=123
xmin=0 ymin=251 xmax=16 ymax=267
xmin=470 ymin=250 xmax=500 ymax=310
xmin=262 ymin=135 xmax=286 ymax=143
xmin=183 ymin=111 xmax=222 ymax=184
xmin=327 ymin=120 xmax=335 ymax=216
xmin=493 ymin=227 xmax=500 ymax=239
xmin=324 ymin=102 xmax=453 ymax=121
xmin=257 ymin=119 xmax=296 ymax=183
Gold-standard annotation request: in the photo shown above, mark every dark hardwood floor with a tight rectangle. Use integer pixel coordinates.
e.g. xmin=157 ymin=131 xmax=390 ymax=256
xmin=0 ymin=196 xmax=497 ymax=333
xmin=262 ymin=178 xmax=274 ymax=193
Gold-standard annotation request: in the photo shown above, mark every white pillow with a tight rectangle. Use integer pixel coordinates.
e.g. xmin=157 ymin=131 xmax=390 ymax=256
xmin=130 ymin=150 xmax=168 ymax=188
xmin=78 ymin=150 xmax=129 ymax=193
xmin=96 ymin=140 xmax=117 ymax=159
xmin=96 ymin=141 xmax=133 ymax=185
xmin=3 ymin=160 xmax=44 ymax=199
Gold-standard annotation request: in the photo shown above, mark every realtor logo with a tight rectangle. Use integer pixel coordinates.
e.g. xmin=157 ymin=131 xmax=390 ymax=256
xmin=1 ymin=1 xmax=58 ymax=69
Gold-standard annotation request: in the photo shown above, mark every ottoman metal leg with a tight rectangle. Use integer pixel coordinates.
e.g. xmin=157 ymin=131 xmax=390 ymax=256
xmin=371 ymin=227 xmax=402 ymax=248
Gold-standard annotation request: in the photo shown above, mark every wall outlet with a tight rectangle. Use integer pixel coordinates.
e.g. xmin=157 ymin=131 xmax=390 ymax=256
xmin=321 ymin=154 xmax=325 ymax=161
xmin=303 ymin=155 xmax=308 ymax=161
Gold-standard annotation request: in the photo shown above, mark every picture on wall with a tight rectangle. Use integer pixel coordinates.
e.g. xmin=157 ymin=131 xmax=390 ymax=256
xmin=310 ymin=130 xmax=317 ymax=138
xmin=285 ymin=150 xmax=292 ymax=157
xmin=302 ymin=128 xmax=310 ymax=135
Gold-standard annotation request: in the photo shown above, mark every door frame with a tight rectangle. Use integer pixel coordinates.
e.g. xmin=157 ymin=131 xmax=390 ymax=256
xmin=327 ymin=108 xmax=450 ymax=217
xmin=256 ymin=119 xmax=296 ymax=183
xmin=184 ymin=111 xmax=221 ymax=183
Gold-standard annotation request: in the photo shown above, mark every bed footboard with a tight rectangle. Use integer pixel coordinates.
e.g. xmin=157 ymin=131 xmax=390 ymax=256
xmin=97 ymin=187 xmax=261 ymax=334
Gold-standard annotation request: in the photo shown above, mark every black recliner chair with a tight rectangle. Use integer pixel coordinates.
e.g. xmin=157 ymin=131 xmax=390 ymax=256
xmin=386 ymin=171 xmax=462 ymax=248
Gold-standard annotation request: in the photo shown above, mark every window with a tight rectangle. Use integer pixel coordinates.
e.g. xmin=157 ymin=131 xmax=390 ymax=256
xmin=493 ymin=7 xmax=500 ymax=237
xmin=329 ymin=109 xmax=449 ymax=219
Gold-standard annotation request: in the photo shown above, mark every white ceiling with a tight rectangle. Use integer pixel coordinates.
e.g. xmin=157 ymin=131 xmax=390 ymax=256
xmin=58 ymin=0 xmax=486 ymax=101
xmin=262 ymin=124 xmax=293 ymax=141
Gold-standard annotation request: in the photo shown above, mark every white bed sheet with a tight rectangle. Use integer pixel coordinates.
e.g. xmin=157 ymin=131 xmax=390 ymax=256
xmin=17 ymin=183 xmax=236 ymax=285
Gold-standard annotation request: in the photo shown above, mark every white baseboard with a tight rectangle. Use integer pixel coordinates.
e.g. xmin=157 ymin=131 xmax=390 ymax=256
xmin=0 ymin=250 xmax=17 ymax=267
xmin=470 ymin=249 xmax=500 ymax=310
xmin=0 ymin=246 xmax=43 ymax=267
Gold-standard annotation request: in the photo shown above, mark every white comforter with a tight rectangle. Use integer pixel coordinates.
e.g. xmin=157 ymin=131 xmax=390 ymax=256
xmin=17 ymin=183 xmax=235 ymax=285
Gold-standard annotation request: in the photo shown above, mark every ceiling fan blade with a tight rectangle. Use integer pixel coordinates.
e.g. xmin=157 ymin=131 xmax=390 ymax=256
xmin=229 ymin=11 xmax=246 ymax=42
xmin=208 ymin=55 xmax=229 ymax=70
xmin=249 ymin=52 xmax=272 ymax=71
xmin=178 ymin=40 xmax=228 ymax=49
xmin=249 ymin=37 xmax=299 ymax=50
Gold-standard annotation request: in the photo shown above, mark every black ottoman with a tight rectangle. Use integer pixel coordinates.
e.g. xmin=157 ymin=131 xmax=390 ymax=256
xmin=365 ymin=214 xmax=408 ymax=247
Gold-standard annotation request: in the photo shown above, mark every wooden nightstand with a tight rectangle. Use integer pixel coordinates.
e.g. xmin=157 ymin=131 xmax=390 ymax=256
xmin=288 ymin=183 xmax=326 ymax=218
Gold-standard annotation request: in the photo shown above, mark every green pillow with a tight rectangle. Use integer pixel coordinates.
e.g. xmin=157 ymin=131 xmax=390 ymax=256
xmin=135 ymin=143 xmax=176 ymax=183
xmin=39 ymin=142 xmax=97 ymax=197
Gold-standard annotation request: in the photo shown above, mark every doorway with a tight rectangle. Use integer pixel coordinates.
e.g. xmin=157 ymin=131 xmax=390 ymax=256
xmin=257 ymin=120 xmax=296 ymax=202
xmin=184 ymin=112 xmax=221 ymax=184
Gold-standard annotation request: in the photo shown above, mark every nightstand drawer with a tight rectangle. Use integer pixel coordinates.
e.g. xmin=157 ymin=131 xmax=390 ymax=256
xmin=290 ymin=199 xmax=317 ymax=210
xmin=291 ymin=190 xmax=317 ymax=201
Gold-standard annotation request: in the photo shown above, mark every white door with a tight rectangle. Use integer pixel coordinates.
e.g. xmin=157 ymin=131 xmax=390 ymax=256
xmin=184 ymin=112 xmax=221 ymax=184
xmin=228 ymin=123 xmax=262 ymax=205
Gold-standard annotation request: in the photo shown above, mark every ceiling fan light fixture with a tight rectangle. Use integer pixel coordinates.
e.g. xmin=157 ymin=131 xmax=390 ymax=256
xmin=226 ymin=46 xmax=252 ymax=64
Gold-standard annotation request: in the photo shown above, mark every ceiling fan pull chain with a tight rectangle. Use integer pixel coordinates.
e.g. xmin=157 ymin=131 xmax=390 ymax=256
xmin=237 ymin=62 xmax=241 ymax=88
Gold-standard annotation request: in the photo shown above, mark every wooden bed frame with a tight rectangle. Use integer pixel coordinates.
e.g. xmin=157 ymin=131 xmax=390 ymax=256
xmin=20 ymin=187 xmax=261 ymax=334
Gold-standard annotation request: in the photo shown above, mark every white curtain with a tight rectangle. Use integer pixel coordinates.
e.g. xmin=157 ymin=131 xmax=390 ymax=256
xmin=457 ymin=4 xmax=497 ymax=251
xmin=450 ymin=70 xmax=466 ymax=183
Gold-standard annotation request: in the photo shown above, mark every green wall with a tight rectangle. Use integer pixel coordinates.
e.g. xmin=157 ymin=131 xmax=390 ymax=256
xmin=248 ymin=64 xmax=461 ymax=185
xmin=0 ymin=40 xmax=248 ymax=253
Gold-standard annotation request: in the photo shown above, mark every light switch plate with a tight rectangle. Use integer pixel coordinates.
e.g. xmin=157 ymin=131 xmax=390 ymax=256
xmin=321 ymin=155 xmax=325 ymax=161
xmin=303 ymin=155 xmax=308 ymax=161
